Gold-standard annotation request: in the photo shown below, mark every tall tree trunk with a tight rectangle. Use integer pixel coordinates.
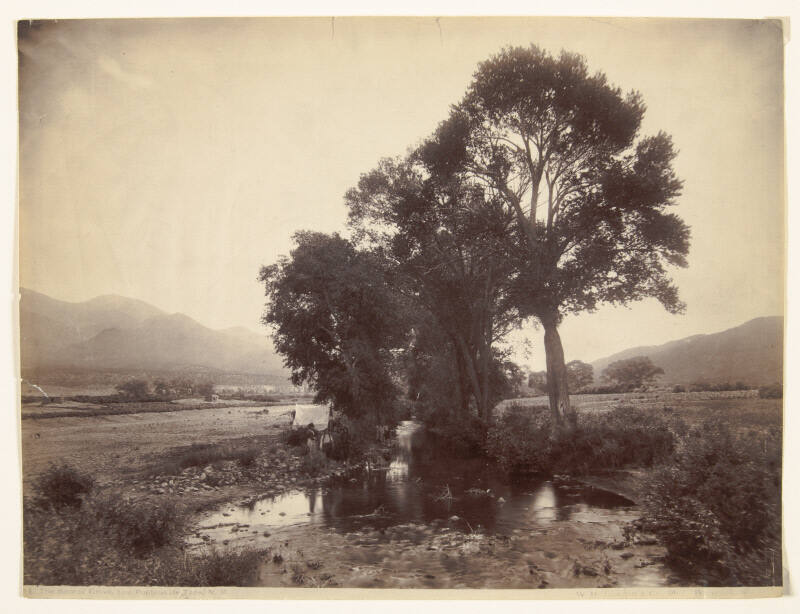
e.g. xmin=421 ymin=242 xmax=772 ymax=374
xmin=453 ymin=344 xmax=471 ymax=416
xmin=541 ymin=312 xmax=573 ymax=428
xmin=478 ymin=327 xmax=490 ymax=423
xmin=454 ymin=335 xmax=486 ymax=419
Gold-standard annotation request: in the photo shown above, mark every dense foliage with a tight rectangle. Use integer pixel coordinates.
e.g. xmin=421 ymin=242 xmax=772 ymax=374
xmin=638 ymin=421 xmax=782 ymax=586
xmin=419 ymin=44 xmax=689 ymax=423
xmin=261 ymin=45 xmax=688 ymax=432
xmin=485 ymin=405 xmax=675 ymax=475
xmin=24 ymin=493 xmax=264 ymax=586
xmin=32 ymin=463 xmax=95 ymax=510
xmin=115 ymin=376 xmax=215 ymax=401
xmin=601 ymin=356 xmax=664 ymax=390
xmin=260 ymin=232 xmax=408 ymax=424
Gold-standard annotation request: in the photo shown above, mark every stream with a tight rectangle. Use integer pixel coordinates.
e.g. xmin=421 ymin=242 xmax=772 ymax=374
xmin=190 ymin=419 xmax=672 ymax=588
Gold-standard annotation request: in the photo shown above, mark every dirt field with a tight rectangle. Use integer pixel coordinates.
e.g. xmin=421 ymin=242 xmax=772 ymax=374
xmin=22 ymin=391 xmax=781 ymax=490
xmin=20 ymin=403 xmax=297 ymax=489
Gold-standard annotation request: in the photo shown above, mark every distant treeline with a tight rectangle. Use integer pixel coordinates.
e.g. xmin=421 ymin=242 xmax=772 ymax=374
xmin=20 ymin=367 xmax=291 ymax=390
xmin=112 ymin=377 xmax=215 ymax=401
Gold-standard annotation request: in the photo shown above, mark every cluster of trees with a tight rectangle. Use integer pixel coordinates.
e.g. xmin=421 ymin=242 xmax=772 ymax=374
xmin=115 ymin=377 xmax=215 ymax=401
xmin=528 ymin=360 xmax=595 ymax=395
xmin=261 ymin=45 xmax=688 ymax=432
xmin=601 ymin=356 xmax=664 ymax=390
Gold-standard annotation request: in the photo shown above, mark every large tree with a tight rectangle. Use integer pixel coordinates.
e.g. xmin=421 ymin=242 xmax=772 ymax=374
xmin=425 ymin=45 xmax=689 ymax=426
xmin=602 ymin=356 xmax=664 ymax=391
xmin=346 ymin=154 xmax=520 ymax=421
xmin=259 ymin=231 xmax=408 ymax=424
xmin=566 ymin=360 xmax=594 ymax=392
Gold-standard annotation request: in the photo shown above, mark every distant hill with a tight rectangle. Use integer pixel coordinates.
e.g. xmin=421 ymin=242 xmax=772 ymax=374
xmin=19 ymin=288 xmax=287 ymax=377
xmin=590 ymin=316 xmax=784 ymax=386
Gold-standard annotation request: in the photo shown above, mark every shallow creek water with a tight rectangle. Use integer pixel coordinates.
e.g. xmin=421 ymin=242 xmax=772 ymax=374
xmin=190 ymin=420 xmax=671 ymax=588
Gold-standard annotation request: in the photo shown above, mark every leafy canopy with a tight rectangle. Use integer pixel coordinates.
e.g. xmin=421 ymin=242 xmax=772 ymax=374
xmin=259 ymin=231 xmax=407 ymax=420
xmin=601 ymin=355 xmax=664 ymax=390
xmin=423 ymin=44 xmax=690 ymax=321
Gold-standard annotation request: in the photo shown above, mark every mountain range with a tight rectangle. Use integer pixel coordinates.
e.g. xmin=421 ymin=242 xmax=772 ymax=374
xmin=19 ymin=289 xmax=783 ymax=387
xmin=19 ymin=289 xmax=287 ymax=376
xmin=590 ymin=316 xmax=784 ymax=386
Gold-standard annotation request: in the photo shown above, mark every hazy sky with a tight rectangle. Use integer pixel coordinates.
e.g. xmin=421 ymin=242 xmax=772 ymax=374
xmin=18 ymin=17 xmax=785 ymax=368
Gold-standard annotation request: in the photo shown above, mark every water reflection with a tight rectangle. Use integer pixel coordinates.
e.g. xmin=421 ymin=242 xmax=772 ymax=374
xmin=387 ymin=421 xmax=415 ymax=481
xmin=198 ymin=420 xmax=635 ymax=537
xmin=530 ymin=482 xmax=558 ymax=522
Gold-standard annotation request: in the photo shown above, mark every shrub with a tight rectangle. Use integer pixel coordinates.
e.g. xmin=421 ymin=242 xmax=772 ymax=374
xmin=32 ymin=463 xmax=94 ymax=510
xmin=154 ymin=443 xmax=262 ymax=475
xmin=638 ymin=421 xmax=782 ymax=586
xmin=115 ymin=378 xmax=150 ymax=400
xmin=285 ymin=426 xmax=314 ymax=447
xmin=580 ymin=384 xmax=625 ymax=395
xmin=87 ymin=495 xmax=184 ymax=555
xmin=558 ymin=405 xmax=675 ymax=473
xmin=486 ymin=405 xmax=675 ymax=475
xmin=424 ymin=412 xmax=487 ymax=458
xmin=24 ymin=495 xmax=267 ymax=586
xmin=758 ymin=383 xmax=783 ymax=399
xmin=485 ymin=406 xmax=552 ymax=473
xmin=177 ymin=548 xmax=267 ymax=586
xmin=320 ymin=415 xmax=380 ymax=461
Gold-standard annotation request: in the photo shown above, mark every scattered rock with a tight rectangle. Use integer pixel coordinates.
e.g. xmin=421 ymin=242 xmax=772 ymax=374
xmin=573 ymin=563 xmax=599 ymax=577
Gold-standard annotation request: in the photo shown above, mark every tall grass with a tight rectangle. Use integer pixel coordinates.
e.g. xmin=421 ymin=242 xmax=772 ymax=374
xmin=24 ymin=465 xmax=268 ymax=586
xmin=485 ymin=405 xmax=675 ymax=475
xmin=150 ymin=442 xmax=263 ymax=475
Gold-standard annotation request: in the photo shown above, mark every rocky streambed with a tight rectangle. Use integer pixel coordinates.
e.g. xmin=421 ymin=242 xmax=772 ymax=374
xmin=185 ymin=421 xmax=675 ymax=589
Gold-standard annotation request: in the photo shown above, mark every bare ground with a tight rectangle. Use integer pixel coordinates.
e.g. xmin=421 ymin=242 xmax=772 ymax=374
xmin=20 ymin=403 xmax=296 ymax=490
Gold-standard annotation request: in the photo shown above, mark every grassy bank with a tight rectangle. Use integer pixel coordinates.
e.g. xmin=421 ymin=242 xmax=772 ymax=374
xmin=484 ymin=399 xmax=782 ymax=586
xmin=23 ymin=431 xmax=343 ymax=586
xmin=24 ymin=487 xmax=270 ymax=586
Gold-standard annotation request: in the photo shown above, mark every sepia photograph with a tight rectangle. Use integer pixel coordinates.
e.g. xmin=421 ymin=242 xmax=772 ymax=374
xmin=14 ymin=13 xmax=789 ymax=598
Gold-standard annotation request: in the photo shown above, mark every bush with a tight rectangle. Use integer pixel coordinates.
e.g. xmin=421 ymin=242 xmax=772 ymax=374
xmin=285 ymin=426 xmax=315 ymax=447
xmin=690 ymin=381 xmax=754 ymax=393
xmin=115 ymin=378 xmax=150 ymax=400
xmin=486 ymin=405 xmax=675 ymax=475
xmin=639 ymin=421 xmax=782 ymax=586
xmin=320 ymin=415 xmax=379 ymax=462
xmin=87 ymin=495 xmax=184 ymax=555
xmin=580 ymin=384 xmax=626 ymax=395
xmin=424 ymin=412 xmax=487 ymax=458
xmin=24 ymin=495 xmax=266 ymax=585
xmin=485 ymin=406 xmax=552 ymax=473
xmin=32 ymin=463 xmax=94 ymax=510
xmin=154 ymin=442 xmax=262 ymax=475
xmin=179 ymin=548 xmax=267 ymax=586
xmin=758 ymin=383 xmax=782 ymax=399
